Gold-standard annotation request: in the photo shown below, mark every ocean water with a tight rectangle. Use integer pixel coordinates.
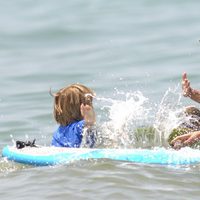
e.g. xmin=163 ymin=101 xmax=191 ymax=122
xmin=1 ymin=0 xmax=200 ymax=199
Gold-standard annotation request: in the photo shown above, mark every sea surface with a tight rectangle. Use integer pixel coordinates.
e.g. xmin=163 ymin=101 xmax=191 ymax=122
xmin=1 ymin=0 xmax=200 ymax=199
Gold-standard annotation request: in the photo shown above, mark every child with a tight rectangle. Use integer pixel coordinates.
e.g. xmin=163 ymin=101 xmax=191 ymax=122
xmin=169 ymin=106 xmax=200 ymax=149
xmin=171 ymin=72 xmax=200 ymax=149
xmin=51 ymin=83 xmax=96 ymax=148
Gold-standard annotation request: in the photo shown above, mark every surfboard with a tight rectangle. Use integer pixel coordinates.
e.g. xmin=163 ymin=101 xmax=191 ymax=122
xmin=2 ymin=145 xmax=200 ymax=166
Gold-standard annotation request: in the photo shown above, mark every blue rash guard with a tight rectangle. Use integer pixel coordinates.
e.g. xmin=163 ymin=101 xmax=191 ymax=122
xmin=51 ymin=120 xmax=96 ymax=148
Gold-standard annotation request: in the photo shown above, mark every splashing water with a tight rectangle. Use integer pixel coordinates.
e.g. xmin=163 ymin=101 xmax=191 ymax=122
xmin=154 ymin=85 xmax=185 ymax=145
xmin=95 ymin=90 xmax=152 ymax=148
xmin=108 ymin=91 xmax=150 ymax=131
xmin=93 ymin=85 xmax=189 ymax=149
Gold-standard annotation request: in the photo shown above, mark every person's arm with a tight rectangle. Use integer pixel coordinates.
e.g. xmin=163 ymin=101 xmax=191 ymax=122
xmin=171 ymin=131 xmax=200 ymax=149
xmin=80 ymin=104 xmax=96 ymax=127
xmin=182 ymin=72 xmax=200 ymax=103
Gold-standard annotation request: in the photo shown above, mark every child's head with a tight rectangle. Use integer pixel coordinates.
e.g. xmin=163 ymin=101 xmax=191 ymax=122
xmin=184 ymin=106 xmax=200 ymax=117
xmin=53 ymin=84 xmax=94 ymax=126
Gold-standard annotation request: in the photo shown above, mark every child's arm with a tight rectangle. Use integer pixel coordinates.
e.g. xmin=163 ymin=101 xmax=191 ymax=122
xmin=80 ymin=104 xmax=96 ymax=127
xmin=171 ymin=131 xmax=200 ymax=149
xmin=182 ymin=72 xmax=200 ymax=103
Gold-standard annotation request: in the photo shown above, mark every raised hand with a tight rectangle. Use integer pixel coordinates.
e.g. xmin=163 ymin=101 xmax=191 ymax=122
xmin=182 ymin=72 xmax=193 ymax=97
xmin=80 ymin=104 xmax=96 ymax=126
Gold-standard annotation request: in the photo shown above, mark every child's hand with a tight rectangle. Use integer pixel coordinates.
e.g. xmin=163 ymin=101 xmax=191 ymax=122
xmin=171 ymin=131 xmax=200 ymax=149
xmin=182 ymin=72 xmax=193 ymax=97
xmin=80 ymin=104 xmax=96 ymax=126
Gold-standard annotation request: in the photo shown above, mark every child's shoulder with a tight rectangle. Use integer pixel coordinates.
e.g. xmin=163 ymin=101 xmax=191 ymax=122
xmin=59 ymin=120 xmax=85 ymax=130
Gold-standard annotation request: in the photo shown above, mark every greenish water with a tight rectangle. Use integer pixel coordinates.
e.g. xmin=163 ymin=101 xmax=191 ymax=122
xmin=1 ymin=0 xmax=200 ymax=199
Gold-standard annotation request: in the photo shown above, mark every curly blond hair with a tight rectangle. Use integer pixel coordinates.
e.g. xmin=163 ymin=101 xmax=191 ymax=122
xmin=52 ymin=84 xmax=94 ymax=126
